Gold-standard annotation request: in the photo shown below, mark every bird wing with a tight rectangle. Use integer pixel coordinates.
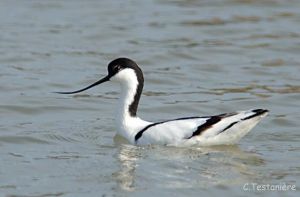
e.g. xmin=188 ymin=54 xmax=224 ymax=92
xmin=135 ymin=109 xmax=268 ymax=145
xmin=135 ymin=116 xmax=208 ymax=145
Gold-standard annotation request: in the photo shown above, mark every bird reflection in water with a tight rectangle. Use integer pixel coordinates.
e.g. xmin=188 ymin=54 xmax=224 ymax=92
xmin=113 ymin=136 xmax=142 ymax=191
xmin=113 ymin=134 xmax=265 ymax=191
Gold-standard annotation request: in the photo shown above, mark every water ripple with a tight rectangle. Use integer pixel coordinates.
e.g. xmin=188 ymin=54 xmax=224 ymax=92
xmin=0 ymin=136 xmax=51 ymax=145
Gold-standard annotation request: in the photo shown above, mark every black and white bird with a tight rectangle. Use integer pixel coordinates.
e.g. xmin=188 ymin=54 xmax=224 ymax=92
xmin=57 ymin=58 xmax=268 ymax=146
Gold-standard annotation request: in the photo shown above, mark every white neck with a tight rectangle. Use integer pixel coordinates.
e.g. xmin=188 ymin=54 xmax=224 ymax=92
xmin=111 ymin=69 xmax=149 ymax=142
xmin=116 ymin=75 xmax=137 ymax=126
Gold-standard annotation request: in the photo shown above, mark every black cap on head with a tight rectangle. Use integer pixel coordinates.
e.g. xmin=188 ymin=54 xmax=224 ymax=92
xmin=107 ymin=57 xmax=144 ymax=117
xmin=107 ymin=57 xmax=142 ymax=77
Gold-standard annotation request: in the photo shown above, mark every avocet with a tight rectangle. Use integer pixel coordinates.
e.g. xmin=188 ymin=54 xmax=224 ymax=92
xmin=57 ymin=58 xmax=268 ymax=146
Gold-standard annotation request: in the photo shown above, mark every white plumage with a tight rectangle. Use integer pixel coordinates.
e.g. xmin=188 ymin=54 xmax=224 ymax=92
xmin=57 ymin=58 xmax=268 ymax=146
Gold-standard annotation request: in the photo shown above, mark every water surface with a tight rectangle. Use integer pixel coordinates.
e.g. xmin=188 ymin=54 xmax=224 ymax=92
xmin=0 ymin=0 xmax=299 ymax=196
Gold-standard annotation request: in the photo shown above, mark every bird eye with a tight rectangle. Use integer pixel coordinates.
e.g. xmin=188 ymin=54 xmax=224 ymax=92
xmin=115 ymin=65 xmax=121 ymax=71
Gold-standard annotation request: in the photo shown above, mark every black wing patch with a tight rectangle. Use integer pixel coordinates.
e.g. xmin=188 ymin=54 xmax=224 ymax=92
xmin=186 ymin=116 xmax=221 ymax=139
xmin=219 ymin=121 xmax=239 ymax=133
xmin=134 ymin=122 xmax=160 ymax=142
xmin=185 ymin=112 xmax=239 ymax=139
xmin=242 ymin=109 xmax=269 ymax=120
xmin=187 ymin=109 xmax=269 ymax=139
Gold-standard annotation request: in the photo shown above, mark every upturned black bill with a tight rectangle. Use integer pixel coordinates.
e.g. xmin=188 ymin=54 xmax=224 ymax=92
xmin=55 ymin=75 xmax=110 ymax=94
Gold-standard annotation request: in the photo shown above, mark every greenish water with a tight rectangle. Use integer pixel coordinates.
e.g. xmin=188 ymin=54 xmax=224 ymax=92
xmin=0 ymin=0 xmax=299 ymax=196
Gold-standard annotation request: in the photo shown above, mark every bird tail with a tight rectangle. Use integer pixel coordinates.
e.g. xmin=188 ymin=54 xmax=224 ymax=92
xmin=198 ymin=109 xmax=269 ymax=145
